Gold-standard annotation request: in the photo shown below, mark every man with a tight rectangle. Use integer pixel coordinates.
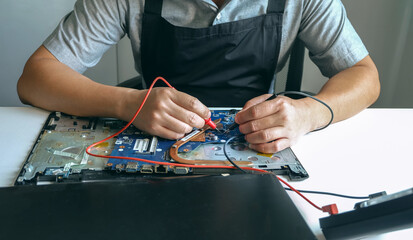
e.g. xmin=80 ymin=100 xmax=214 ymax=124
xmin=17 ymin=0 xmax=380 ymax=153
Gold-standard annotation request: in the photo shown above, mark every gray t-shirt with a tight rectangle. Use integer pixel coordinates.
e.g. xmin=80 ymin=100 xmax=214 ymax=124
xmin=44 ymin=0 xmax=368 ymax=80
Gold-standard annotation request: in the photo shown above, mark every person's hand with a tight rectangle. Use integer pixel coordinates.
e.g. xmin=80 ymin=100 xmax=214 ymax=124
xmin=129 ymin=87 xmax=211 ymax=139
xmin=234 ymin=94 xmax=314 ymax=153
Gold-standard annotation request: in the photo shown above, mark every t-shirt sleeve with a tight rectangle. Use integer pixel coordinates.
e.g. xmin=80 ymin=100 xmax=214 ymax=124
xmin=298 ymin=0 xmax=368 ymax=78
xmin=43 ymin=0 xmax=127 ymax=73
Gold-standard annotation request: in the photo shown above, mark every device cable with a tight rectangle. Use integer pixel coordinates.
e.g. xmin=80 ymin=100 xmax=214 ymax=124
xmin=223 ymin=135 xmax=247 ymax=173
xmin=274 ymin=91 xmax=334 ymax=132
xmin=284 ymin=188 xmax=370 ymax=200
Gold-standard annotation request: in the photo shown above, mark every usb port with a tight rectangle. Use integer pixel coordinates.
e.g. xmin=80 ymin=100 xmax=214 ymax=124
xmin=140 ymin=165 xmax=153 ymax=174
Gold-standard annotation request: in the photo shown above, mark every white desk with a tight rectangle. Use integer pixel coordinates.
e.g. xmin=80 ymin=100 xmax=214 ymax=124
xmin=1 ymin=107 xmax=412 ymax=239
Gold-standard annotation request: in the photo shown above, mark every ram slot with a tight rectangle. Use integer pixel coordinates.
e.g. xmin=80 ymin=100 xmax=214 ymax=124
xmin=149 ymin=136 xmax=158 ymax=154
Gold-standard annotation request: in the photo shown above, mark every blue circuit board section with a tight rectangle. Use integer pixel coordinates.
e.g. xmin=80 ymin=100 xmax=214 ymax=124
xmin=107 ymin=109 xmax=241 ymax=173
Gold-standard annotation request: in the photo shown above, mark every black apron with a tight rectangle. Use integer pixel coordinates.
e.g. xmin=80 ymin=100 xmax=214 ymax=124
xmin=141 ymin=0 xmax=285 ymax=107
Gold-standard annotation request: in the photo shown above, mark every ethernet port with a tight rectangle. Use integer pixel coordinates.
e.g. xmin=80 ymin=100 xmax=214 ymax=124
xmin=155 ymin=165 xmax=168 ymax=174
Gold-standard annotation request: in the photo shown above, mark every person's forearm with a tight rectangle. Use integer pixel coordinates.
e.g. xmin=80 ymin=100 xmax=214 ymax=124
xmin=17 ymin=47 xmax=140 ymax=120
xmin=300 ymin=55 xmax=380 ymax=131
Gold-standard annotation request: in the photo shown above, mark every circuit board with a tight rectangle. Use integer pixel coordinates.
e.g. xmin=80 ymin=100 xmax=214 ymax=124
xmin=16 ymin=110 xmax=309 ymax=185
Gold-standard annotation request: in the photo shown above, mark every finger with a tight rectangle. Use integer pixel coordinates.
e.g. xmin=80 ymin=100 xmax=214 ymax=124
xmin=160 ymin=113 xmax=194 ymax=136
xmin=244 ymin=127 xmax=286 ymax=145
xmin=242 ymin=94 xmax=273 ymax=110
xmin=164 ymin=103 xmax=206 ymax=129
xmin=136 ymin=114 xmax=187 ymax=140
xmin=236 ymin=98 xmax=282 ymax=124
xmin=249 ymin=138 xmax=291 ymax=154
xmin=238 ymin=113 xmax=287 ymax=134
xmin=171 ymin=91 xmax=211 ymax=120
xmin=156 ymin=126 xmax=186 ymax=140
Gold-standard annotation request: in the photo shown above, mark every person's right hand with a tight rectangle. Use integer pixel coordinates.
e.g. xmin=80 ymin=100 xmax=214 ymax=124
xmin=126 ymin=87 xmax=211 ymax=140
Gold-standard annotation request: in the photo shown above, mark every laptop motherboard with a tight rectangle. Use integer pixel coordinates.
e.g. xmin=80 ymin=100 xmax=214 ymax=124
xmin=16 ymin=109 xmax=309 ymax=185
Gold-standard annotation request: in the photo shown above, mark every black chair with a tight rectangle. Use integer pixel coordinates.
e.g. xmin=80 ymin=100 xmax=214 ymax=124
xmin=285 ymin=39 xmax=305 ymax=92
xmin=117 ymin=75 xmax=145 ymax=89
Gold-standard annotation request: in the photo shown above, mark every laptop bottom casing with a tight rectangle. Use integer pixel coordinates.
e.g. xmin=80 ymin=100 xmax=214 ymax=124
xmin=0 ymin=174 xmax=315 ymax=240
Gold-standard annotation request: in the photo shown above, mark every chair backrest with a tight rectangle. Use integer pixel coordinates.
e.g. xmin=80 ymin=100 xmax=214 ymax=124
xmin=285 ymin=39 xmax=305 ymax=92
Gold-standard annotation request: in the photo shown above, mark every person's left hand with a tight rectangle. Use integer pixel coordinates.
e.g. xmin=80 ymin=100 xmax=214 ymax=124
xmin=234 ymin=94 xmax=314 ymax=153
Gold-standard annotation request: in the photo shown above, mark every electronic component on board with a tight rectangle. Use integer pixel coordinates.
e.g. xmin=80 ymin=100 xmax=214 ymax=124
xmin=140 ymin=165 xmax=153 ymax=174
xmin=126 ymin=162 xmax=139 ymax=173
xmin=173 ymin=167 xmax=190 ymax=175
xmin=115 ymin=164 xmax=125 ymax=173
xmin=155 ymin=165 xmax=168 ymax=174
xmin=133 ymin=139 xmax=150 ymax=153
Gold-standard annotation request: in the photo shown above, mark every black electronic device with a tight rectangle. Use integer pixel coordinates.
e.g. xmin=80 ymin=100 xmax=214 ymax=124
xmin=1 ymin=174 xmax=316 ymax=240
xmin=320 ymin=188 xmax=413 ymax=239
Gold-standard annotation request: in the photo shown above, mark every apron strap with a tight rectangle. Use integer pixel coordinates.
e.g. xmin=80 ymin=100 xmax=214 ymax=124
xmin=144 ymin=0 xmax=163 ymax=15
xmin=267 ymin=0 xmax=286 ymax=13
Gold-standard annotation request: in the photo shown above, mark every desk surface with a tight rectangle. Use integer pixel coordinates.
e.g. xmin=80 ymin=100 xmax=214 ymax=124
xmin=1 ymin=107 xmax=412 ymax=239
